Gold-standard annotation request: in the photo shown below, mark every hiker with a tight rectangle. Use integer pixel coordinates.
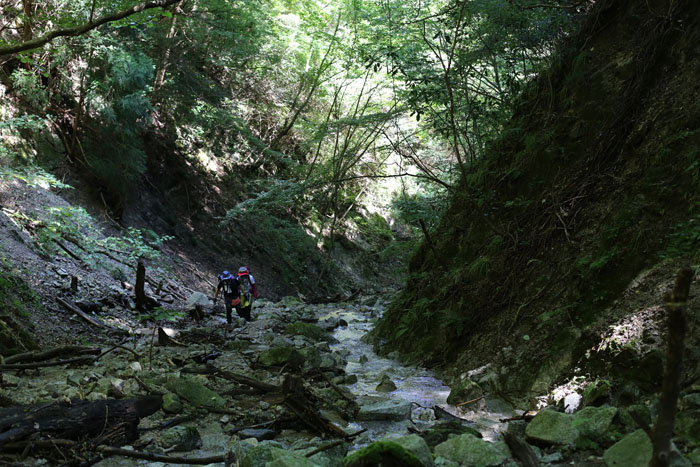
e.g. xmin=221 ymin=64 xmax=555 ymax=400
xmin=236 ymin=266 xmax=257 ymax=321
xmin=213 ymin=270 xmax=240 ymax=325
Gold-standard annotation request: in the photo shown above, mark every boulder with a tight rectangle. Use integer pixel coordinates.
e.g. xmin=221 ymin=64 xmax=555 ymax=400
xmin=603 ymin=429 xmax=690 ymax=467
xmin=525 ymin=410 xmax=577 ymax=446
xmin=341 ymin=441 xmax=424 ymax=467
xmin=572 ymin=406 xmax=618 ymax=442
xmin=162 ymin=392 xmax=183 ymax=414
xmin=285 ymin=322 xmax=338 ymax=343
xmin=446 ymin=379 xmax=482 ymax=405
xmin=433 ymin=434 xmax=510 ymax=466
xmin=164 ymin=375 xmax=225 ymax=409
xmin=376 ymin=375 xmax=397 ymax=393
xmin=259 ymin=347 xmax=304 ymax=369
xmin=357 ymin=400 xmax=412 ymax=421
xmin=186 ymin=292 xmax=212 ymax=309
xmin=239 ymin=429 xmax=276 ymax=441
xmin=382 ymin=434 xmax=434 ymax=467
xmin=159 ymin=425 xmax=202 ymax=451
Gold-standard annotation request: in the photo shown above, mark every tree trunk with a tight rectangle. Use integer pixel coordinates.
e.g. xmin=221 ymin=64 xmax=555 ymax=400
xmin=135 ymin=260 xmax=146 ymax=311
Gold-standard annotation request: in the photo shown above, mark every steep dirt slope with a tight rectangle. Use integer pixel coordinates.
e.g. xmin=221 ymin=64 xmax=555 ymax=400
xmin=373 ymin=0 xmax=700 ymax=400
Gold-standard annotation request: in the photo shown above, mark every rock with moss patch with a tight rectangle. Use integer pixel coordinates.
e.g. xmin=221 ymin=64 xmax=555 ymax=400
xmin=582 ymin=380 xmax=612 ymax=407
xmin=341 ymin=440 xmax=424 ymax=467
xmin=573 ymin=406 xmax=618 ymax=442
xmin=259 ymin=347 xmax=304 ymax=369
xmin=446 ymin=379 xmax=482 ymax=405
xmin=433 ymin=434 xmax=509 ymax=466
xmin=357 ymin=399 xmax=412 ymax=421
xmin=420 ymin=421 xmax=482 ymax=448
xmin=162 ymin=392 xmax=183 ymax=414
xmin=164 ymin=375 xmax=225 ymax=409
xmin=525 ymin=410 xmax=577 ymax=446
xmin=284 ymin=322 xmax=338 ymax=343
xmin=603 ymin=429 xmax=690 ymax=467
xmin=159 ymin=425 xmax=201 ymax=451
xmin=376 ymin=375 xmax=397 ymax=392
xmin=381 ymin=434 xmax=434 ymax=467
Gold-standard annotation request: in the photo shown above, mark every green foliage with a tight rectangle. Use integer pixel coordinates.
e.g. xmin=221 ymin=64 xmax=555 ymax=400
xmin=139 ymin=307 xmax=184 ymax=322
xmin=0 ymin=165 xmax=71 ymax=189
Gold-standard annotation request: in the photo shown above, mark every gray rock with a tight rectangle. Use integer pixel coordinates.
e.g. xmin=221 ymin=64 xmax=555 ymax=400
xmin=357 ymin=400 xmax=412 ymax=421
xmin=259 ymin=347 xmax=304 ymax=369
xmin=434 ymin=434 xmax=510 ymax=466
xmin=376 ymin=375 xmax=397 ymax=393
xmin=603 ymin=429 xmax=690 ymax=467
xmin=239 ymin=429 xmax=276 ymax=441
xmin=383 ymin=434 xmax=434 ymax=467
xmin=160 ymin=425 xmax=201 ymax=451
xmin=525 ymin=410 xmax=577 ymax=445
xmin=573 ymin=406 xmax=618 ymax=441
xmin=186 ymin=292 xmax=212 ymax=309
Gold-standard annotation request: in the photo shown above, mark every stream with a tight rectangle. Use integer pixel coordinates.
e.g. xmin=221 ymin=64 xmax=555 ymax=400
xmin=323 ymin=301 xmax=512 ymax=446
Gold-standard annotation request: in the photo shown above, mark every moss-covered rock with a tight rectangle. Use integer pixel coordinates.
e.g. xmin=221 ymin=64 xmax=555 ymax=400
xmin=380 ymin=434 xmax=434 ymax=467
xmin=433 ymin=434 xmax=509 ymax=466
xmin=163 ymin=375 xmax=225 ymax=409
xmin=258 ymin=346 xmax=304 ymax=369
xmin=572 ymin=406 xmax=618 ymax=443
xmin=159 ymin=425 xmax=201 ymax=451
xmin=162 ymin=392 xmax=183 ymax=414
xmin=446 ymin=379 xmax=482 ymax=405
xmin=341 ymin=440 xmax=424 ymax=467
xmin=525 ymin=410 xmax=577 ymax=446
xmin=284 ymin=322 xmax=337 ymax=343
xmin=419 ymin=421 xmax=482 ymax=449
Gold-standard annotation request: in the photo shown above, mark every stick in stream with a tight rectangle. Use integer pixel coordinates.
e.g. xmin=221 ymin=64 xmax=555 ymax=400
xmin=3 ymin=345 xmax=100 ymax=364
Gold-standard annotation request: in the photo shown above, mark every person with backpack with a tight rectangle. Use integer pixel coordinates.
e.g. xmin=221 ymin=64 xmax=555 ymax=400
xmin=213 ymin=270 xmax=240 ymax=325
xmin=236 ymin=266 xmax=257 ymax=321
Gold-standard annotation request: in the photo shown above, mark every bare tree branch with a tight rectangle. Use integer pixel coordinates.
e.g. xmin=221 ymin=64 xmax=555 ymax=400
xmin=0 ymin=0 xmax=183 ymax=56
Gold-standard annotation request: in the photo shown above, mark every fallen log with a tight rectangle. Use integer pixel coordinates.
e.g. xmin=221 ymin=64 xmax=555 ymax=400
xmin=56 ymin=297 xmax=128 ymax=335
xmin=0 ymin=356 xmax=96 ymax=371
xmin=3 ymin=439 xmax=235 ymax=465
xmin=3 ymin=345 xmax=100 ymax=364
xmin=181 ymin=365 xmax=280 ymax=393
xmin=0 ymin=395 xmax=162 ymax=447
xmin=282 ymin=375 xmax=346 ymax=438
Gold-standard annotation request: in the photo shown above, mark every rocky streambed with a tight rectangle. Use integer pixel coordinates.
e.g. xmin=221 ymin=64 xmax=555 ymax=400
xmin=1 ymin=295 xmax=698 ymax=466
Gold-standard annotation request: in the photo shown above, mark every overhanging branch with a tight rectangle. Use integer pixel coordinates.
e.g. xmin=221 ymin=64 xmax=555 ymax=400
xmin=0 ymin=0 xmax=183 ymax=57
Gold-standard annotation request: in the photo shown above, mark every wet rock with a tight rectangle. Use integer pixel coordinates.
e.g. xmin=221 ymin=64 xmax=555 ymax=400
xmin=186 ymin=292 xmax=212 ymax=309
xmin=433 ymin=434 xmax=509 ymax=466
xmin=359 ymin=354 xmax=369 ymax=364
xmin=573 ymin=406 xmax=618 ymax=442
xmin=375 ymin=375 xmax=397 ymax=392
xmin=525 ymin=410 xmax=577 ymax=446
xmin=344 ymin=374 xmax=358 ymax=384
xmin=284 ymin=322 xmax=338 ymax=344
xmin=341 ymin=440 xmax=424 ymax=467
xmin=506 ymin=420 xmax=527 ymax=439
xmin=299 ymin=346 xmax=322 ymax=369
xmin=162 ymin=392 xmax=183 ymax=414
xmin=446 ymin=379 xmax=482 ymax=405
xmin=259 ymin=347 xmax=304 ymax=369
xmin=381 ymin=434 xmax=434 ymax=467
xmin=160 ymin=425 xmax=202 ymax=451
xmin=603 ymin=429 xmax=691 ymax=467
xmin=420 ymin=421 xmax=482 ymax=449
xmin=164 ymin=375 xmax=225 ymax=409
xmin=357 ymin=399 xmax=412 ymax=421
xmin=484 ymin=397 xmax=514 ymax=415
xmin=239 ymin=428 xmax=276 ymax=441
